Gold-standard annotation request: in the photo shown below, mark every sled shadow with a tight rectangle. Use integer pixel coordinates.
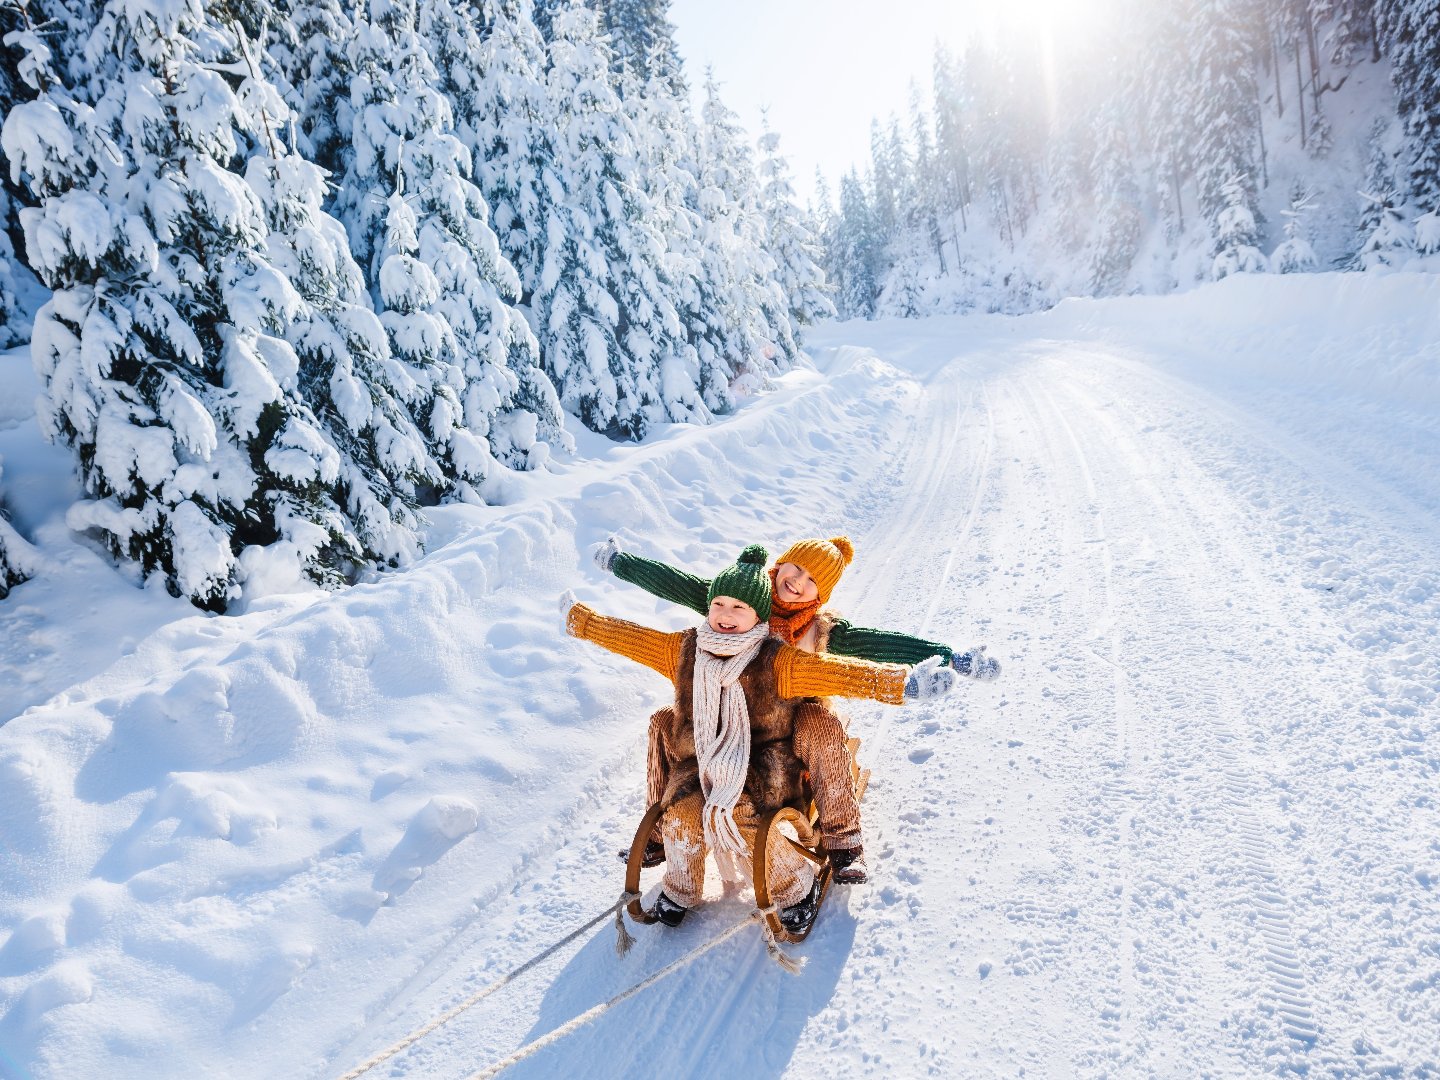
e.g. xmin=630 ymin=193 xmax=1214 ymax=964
xmin=501 ymin=887 xmax=856 ymax=1080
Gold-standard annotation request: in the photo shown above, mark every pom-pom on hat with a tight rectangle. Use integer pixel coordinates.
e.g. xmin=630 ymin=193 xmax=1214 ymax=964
xmin=774 ymin=536 xmax=854 ymax=604
xmin=708 ymin=544 xmax=773 ymax=621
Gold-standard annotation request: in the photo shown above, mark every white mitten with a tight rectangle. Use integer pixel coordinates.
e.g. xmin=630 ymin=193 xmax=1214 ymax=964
xmin=953 ymin=645 xmax=1002 ymax=681
xmin=592 ymin=536 xmax=622 ymax=573
xmin=904 ymin=655 xmax=956 ymax=701
xmin=559 ymin=589 xmax=579 ymax=636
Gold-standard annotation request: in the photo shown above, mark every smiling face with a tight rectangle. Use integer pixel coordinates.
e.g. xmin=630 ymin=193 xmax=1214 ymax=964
xmin=707 ymin=596 xmax=761 ymax=634
xmin=773 ymin=561 xmax=819 ymax=605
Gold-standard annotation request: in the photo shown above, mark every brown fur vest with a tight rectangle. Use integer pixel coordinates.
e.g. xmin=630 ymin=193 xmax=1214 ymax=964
xmin=658 ymin=630 xmax=807 ymax=813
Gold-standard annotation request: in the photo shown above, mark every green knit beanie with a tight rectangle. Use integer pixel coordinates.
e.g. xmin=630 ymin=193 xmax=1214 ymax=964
xmin=707 ymin=544 xmax=773 ymax=622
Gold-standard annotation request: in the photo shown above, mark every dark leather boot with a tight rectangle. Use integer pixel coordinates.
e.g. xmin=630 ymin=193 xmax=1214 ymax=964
xmin=616 ymin=839 xmax=666 ymax=868
xmin=651 ymin=891 xmax=688 ymax=927
xmin=778 ymin=876 xmax=823 ymax=935
xmin=830 ymin=846 xmax=868 ymax=885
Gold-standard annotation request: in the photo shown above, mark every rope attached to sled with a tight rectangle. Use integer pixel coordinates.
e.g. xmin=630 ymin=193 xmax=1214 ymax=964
xmin=337 ymin=896 xmax=631 ymax=1080
xmin=466 ymin=908 xmax=794 ymax=1080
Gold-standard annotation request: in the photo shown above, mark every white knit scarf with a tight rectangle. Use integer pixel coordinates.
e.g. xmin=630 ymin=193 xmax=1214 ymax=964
xmin=691 ymin=621 xmax=769 ymax=882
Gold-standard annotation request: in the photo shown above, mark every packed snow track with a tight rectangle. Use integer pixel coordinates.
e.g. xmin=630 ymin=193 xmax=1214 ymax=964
xmin=2 ymin=276 xmax=1437 ymax=1078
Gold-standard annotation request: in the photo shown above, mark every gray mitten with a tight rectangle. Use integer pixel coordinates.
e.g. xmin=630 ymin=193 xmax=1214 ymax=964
xmin=559 ymin=588 xmax=579 ymax=636
xmin=592 ymin=536 xmax=622 ymax=573
xmin=952 ymin=646 xmax=1002 ymax=681
xmin=904 ymin=655 xmax=956 ymax=701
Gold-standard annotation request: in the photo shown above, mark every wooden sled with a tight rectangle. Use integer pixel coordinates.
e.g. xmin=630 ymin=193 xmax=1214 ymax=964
xmin=622 ymin=737 xmax=870 ymax=944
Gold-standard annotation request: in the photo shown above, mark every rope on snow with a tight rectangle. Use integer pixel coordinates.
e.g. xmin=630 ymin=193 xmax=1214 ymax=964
xmin=465 ymin=908 xmax=793 ymax=1080
xmin=614 ymin=889 xmax=640 ymax=956
xmin=337 ymin=895 xmax=631 ymax=1080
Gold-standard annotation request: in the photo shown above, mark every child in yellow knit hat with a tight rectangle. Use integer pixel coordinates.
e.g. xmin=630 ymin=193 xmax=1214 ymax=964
xmin=595 ymin=533 xmax=999 ymax=886
xmin=562 ymin=545 xmax=955 ymax=934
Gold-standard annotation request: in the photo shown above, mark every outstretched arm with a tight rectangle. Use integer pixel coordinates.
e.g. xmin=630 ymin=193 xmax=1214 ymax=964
xmin=774 ymin=646 xmax=918 ymax=705
xmin=594 ymin=538 xmax=712 ymax=617
xmin=827 ymin=619 xmax=1002 ymax=680
xmin=825 ymin=618 xmax=955 ymax=667
xmin=564 ymin=600 xmax=685 ymax=683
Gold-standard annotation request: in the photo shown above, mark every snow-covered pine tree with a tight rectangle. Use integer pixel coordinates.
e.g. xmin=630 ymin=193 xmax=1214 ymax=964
xmin=907 ymin=81 xmax=949 ymax=274
xmin=1133 ymin=0 xmax=1194 ymax=242
xmin=810 ymin=168 xmax=844 ymax=297
xmin=931 ymin=43 xmax=972 ymax=236
xmin=539 ymin=3 xmax=699 ymax=437
xmin=1351 ymin=120 xmax=1415 ymax=267
xmin=1376 ymin=0 xmax=1440 ymax=213
xmin=756 ymin=118 xmax=834 ymax=337
xmin=264 ymin=0 xmax=357 ymax=183
xmin=4 ymin=0 xmax=384 ymax=608
xmin=1416 ymin=205 xmax=1440 ymax=253
xmin=692 ymin=70 xmax=797 ymax=377
xmin=529 ymin=0 xmax=566 ymax=42
xmin=337 ymin=0 xmax=564 ymax=498
xmin=1089 ymin=96 xmax=1143 ymax=294
xmin=619 ymin=62 xmax=734 ymax=412
xmin=464 ymin=0 xmax=551 ymax=293
xmin=0 ymin=454 xmax=39 ymax=599
xmin=599 ymin=0 xmax=684 ymax=92
xmin=1315 ymin=0 xmax=1379 ymax=65
xmin=1212 ymin=173 xmax=1270 ymax=276
xmin=1272 ymin=181 xmax=1321 ymax=270
xmin=234 ymin=33 xmax=436 ymax=578
xmin=0 ymin=0 xmax=42 ymax=346
xmin=835 ymin=169 xmax=881 ymax=319
xmin=1187 ymin=0 xmax=1267 ymax=278
xmin=417 ymin=0 xmax=570 ymax=459
xmin=868 ymin=117 xmax=898 ymax=240
xmin=469 ymin=0 xmax=687 ymax=429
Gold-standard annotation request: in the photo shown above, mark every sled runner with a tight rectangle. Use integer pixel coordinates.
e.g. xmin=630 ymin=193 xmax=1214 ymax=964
xmin=622 ymin=736 xmax=870 ymax=944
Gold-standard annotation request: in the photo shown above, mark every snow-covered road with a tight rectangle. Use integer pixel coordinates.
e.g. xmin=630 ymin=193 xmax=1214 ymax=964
xmin=323 ymin=284 xmax=1438 ymax=1079
xmin=2 ymin=274 xmax=1437 ymax=1079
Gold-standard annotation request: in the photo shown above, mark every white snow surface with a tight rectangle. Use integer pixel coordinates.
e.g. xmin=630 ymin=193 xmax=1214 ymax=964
xmin=1 ymin=271 xmax=1438 ymax=1078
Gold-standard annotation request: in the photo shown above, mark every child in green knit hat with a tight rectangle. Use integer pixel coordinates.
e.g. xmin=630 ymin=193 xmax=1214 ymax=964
xmin=562 ymin=544 xmax=956 ymax=935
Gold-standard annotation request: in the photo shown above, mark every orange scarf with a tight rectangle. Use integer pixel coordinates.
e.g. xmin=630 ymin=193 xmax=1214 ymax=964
xmin=767 ymin=569 xmax=822 ymax=646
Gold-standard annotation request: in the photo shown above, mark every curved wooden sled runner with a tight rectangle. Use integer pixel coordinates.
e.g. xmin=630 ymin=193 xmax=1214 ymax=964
xmin=623 ymin=737 xmax=871 ymax=944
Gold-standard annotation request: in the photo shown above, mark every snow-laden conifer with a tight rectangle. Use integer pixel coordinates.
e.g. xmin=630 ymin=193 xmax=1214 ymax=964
xmin=835 ymin=170 xmax=881 ymax=319
xmin=337 ymin=0 xmax=564 ymax=497
xmin=3 ymin=0 xmax=369 ymax=608
xmin=1376 ymin=0 xmax=1440 ymax=211
xmin=1089 ymin=96 xmax=1142 ymax=295
xmin=690 ymin=72 xmax=796 ymax=378
xmin=233 ymin=33 xmax=435 ymax=579
xmin=1272 ymin=182 xmax=1320 ymax=272
xmin=1212 ymin=175 xmax=1270 ymax=277
xmin=537 ymin=5 xmax=696 ymax=438
xmin=0 ymin=454 xmax=39 ymax=599
xmin=264 ymin=0 xmax=356 ymax=181
xmin=621 ymin=63 xmax=726 ymax=413
xmin=1352 ymin=124 xmax=1415 ymax=268
xmin=756 ymin=120 xmax=835 ymax=335
xmin=1415 ymin=207 xmax=1440 ymax=255
xmin=1187 ymin=0 xmax=1266 ymax=278
xmin=599 ymin=0 xmax=684 ymax=91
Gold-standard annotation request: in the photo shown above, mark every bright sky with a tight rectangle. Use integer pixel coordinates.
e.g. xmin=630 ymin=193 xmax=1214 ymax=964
xmin=668 ymin=0 xmax=1103 ymax=204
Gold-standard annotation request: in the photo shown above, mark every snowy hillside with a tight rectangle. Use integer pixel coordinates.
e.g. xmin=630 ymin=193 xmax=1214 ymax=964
xmin=2 ymin=271 xmax=1438 ymax=1078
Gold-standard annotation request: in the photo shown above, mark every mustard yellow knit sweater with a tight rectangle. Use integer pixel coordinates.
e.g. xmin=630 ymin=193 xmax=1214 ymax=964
xmin=565 ymin=602 xmax=908 ymax=706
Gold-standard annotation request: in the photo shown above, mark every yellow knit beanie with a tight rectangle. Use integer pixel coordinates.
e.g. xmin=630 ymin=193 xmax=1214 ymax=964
xmin=774 ymin=536 xmax=854 ymax=604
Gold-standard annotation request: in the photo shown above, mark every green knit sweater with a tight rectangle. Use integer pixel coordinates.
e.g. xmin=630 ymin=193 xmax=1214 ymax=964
xmin=610 ymin=551 xmax=956 ymax=666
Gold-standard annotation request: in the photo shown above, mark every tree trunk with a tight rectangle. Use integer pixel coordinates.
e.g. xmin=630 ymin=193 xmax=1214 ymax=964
xmin=1304 ymin=4 xmax=1323 ymax=120
xmin=1295 ymin=42 xmax=1307 ymax=150
xmin=1272 ymin=29 xmax=1284 ymax=117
